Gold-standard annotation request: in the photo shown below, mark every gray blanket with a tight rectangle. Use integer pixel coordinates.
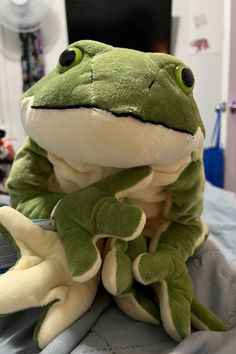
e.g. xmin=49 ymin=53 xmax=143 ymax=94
xmin=0 ymin=182 xmax=236 ymax=354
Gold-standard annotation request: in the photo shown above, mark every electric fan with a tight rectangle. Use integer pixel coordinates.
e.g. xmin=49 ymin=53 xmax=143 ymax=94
xmin=0 ymin=0 xmax=53 ymax=33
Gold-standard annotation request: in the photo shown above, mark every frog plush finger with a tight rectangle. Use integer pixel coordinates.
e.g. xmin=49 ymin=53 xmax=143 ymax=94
xmin=5 ymin=40 xmax=226 ymax=346
xmin=0 ymin=206 xmax=100 ymax=349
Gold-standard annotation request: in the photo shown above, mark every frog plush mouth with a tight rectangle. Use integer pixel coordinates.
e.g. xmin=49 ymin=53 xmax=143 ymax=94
xmin=21 ymin=96 xmax=204 ymax=168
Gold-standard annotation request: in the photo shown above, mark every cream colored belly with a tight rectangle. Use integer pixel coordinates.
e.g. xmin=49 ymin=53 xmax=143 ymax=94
xmin=47 ymin=152 xmax=191 ymax=238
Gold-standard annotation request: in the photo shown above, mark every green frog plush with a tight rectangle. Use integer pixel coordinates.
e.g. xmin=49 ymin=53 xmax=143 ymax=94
xmin=0 ymin=40 xmax=225 ymax=348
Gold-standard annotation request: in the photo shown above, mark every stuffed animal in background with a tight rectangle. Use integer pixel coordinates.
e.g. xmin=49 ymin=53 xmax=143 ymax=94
xmin=0 ymin=129 xmax=15 ymax=194
xmin=0 ymin=40 xmax=226 ymax=348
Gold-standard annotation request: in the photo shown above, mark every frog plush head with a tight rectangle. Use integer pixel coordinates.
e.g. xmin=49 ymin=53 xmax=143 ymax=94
xmin=2 ymin=40 xmax=226 ymax=349
xmin=21 ymin=40 xmax=204 ymax=168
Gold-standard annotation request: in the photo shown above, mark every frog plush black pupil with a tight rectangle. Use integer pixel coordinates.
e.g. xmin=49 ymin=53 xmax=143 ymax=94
xmin=59 ymin=49 xmax=76 ymax=67
xmin=182 ymin=68 xmax=194 ymax=88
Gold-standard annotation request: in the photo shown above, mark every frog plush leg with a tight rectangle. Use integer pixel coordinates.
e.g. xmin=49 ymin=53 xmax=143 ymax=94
xmin=133 ymin=245 xmax=194 ymax=341
xmin=133 ymin=224 xmax=226 ymax=341
xmin=102 ymin=236 xmax=161 ymax=325
xmin=54 ymin=166 xmax=153 ymax=282
xmin=102 ymin=235 xmax=225 ymax=335
xmin=0 ymin=206 xmax=100 ymax=349
xmin=132 ymin=158 xmax=226 ymax=341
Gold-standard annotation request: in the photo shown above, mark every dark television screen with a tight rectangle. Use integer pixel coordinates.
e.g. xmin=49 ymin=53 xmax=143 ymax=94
xmin=65 ymin=0 xmax=172 ymax=53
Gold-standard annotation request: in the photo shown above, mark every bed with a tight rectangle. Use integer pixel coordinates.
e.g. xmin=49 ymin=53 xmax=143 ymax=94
xmin=0 ymin=181 xmax=236 ymax=354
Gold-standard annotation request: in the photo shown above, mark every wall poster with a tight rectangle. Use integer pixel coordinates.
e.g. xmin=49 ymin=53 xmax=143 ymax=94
xmin=189 ymin=0 xmax=223 ymax=55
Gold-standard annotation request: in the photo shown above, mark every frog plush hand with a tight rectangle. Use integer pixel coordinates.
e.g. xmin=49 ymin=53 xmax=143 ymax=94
xmin=0 ymin=206 xmax=100 ymax=349
xmin=4 ymin=40 xmax=226 ymax=347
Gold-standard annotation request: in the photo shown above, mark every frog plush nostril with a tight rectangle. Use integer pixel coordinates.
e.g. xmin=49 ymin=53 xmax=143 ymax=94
xmin=148 ymin=79 xmax=155 ymax=90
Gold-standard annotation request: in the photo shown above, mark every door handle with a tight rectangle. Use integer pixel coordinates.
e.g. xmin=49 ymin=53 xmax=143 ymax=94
xmin=229 ymin=100 xmax=236 ymax=114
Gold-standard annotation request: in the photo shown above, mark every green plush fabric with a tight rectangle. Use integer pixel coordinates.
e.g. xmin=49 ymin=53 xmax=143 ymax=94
xmin=134 ymin=250 xmax=194 ymax=341
xmin=7 ymin=137 xmax=65 ymax=219
xmin=3 ymin=40 xmax=226 ymax=347
xmin=166 ymin=157 xmax=205 ymax=231
xmin=191 ymin=297 xmax=226 ymax=332
xmin=131 ymin=155 xmax=210 ymax=341
xmin=102 ymin=236 xmax=148 ymax=296
xmin=54 ymin=166 xmax=151 ymax=280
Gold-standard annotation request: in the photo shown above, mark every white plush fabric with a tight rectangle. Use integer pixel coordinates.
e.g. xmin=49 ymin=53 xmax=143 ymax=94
xmin=21 ymin=97 xmax=203 ymax=168
xmin=0 ymin=207 xmax=99 ymax=349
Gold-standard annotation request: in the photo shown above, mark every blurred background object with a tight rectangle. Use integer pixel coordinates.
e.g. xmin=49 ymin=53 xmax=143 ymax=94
xmin=0 ymin=129 xmax=15 ymax=195
xmin=0 ymin=0 xmax=53 ymax=33
xmin=65 ymin=0 xmax=172 ymax=53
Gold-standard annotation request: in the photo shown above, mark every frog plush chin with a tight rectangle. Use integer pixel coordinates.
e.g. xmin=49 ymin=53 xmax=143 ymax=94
xmin=21 ymin=96 xmax=204 ymax=169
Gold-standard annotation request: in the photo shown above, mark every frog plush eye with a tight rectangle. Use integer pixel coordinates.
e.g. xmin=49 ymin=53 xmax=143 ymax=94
xmin=175 ymin=64 xmax=195 ymax=94
xmin=57 ymin=47 xmax=83 ymax=73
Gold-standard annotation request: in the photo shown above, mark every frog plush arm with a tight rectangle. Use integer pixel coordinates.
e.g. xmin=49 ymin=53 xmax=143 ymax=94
xmin=7 ymin=136 xmax=65 ymax=219
xmin=132 ymin=154 xmax=226 ymax=341
xmin=7 ymin=137 xmax=152 ymax=282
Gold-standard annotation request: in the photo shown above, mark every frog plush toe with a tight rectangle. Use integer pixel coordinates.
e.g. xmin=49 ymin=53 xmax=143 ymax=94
xmin=115 ymin=284 xmax=161 ymax=326
xmin=0 ymin=206 xmax=99 ymax=349
xmin=191 ymin=297 xmax=226 ymax=333
xmin=102 ymin=235 xmax=148 ymax=295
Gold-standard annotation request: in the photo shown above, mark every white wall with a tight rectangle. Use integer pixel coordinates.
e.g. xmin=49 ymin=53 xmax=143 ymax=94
xmin=0 ymin=0 xmax=68 ymax=150
xmin=171 ymin=0 xmax=224 ymax=147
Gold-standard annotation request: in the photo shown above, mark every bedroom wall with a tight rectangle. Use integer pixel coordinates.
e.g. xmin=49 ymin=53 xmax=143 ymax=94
xmin=0 ymin=0 xmax=68 ymax=150
xmin=0 ymin=0 xmax=225 ymax=150
xmin=171 ymin=0 xmax=224 ymax=147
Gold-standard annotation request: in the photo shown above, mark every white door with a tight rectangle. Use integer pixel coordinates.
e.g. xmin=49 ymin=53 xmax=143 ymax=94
xmin=223 ymin=0 xmax=236 ymax=192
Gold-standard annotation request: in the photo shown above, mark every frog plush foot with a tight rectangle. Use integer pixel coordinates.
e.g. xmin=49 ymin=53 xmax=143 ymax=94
xmin=133 ymin=250 xmax=194 ymax=340
xmin=102 ymin=236 xmax=161 ymax=324
xmin=102 ymin=235 xmax=226 ymax=342
xmin=0 ymin=206 xmax=99 ymax=349
xmin=103 ymin=238 xmax=193 ymax=339
xmin=133 ymin=250 xmax=227 ymax=341
xmin=115 ymin=285 xmax=161 ymax=326
xmin=102 ymin=236 xmax=148 ymax=296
